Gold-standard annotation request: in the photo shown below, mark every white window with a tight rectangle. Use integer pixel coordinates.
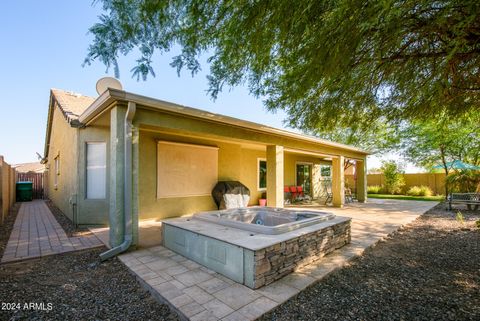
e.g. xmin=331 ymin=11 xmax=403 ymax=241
xmin=86 ymin=142 xmax=107 ymax=199
xmin=54 ymin=156 xmax=60 ymax=189
xmin=157 ymin=141 xmax=218 ymax=198
xmin=257 ymin=158 xmax=267 ymax=191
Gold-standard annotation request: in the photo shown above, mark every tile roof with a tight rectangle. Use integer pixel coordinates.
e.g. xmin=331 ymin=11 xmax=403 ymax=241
xmin=51 ymin=88 xmax=95 ymax=122
xmin=13 ymin=162 xmax=45 ymax=173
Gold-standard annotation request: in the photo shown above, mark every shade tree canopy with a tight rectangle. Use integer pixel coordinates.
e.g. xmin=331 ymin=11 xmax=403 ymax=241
xmin=85 ymin=0 xmax=480 ymax=134
xmin=401 ymin=111 xmax=480 ymax=176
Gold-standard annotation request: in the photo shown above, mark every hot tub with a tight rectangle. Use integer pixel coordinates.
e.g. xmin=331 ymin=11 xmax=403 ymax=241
xmin=163 ymin=207 xmax=350 ymax=288
xmin=193 ymin=207 xmax=335 ymax=235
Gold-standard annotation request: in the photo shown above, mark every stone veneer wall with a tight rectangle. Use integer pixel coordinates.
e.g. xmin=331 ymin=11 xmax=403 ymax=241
xmin=253 ymin=219 xmax=351 ymax=288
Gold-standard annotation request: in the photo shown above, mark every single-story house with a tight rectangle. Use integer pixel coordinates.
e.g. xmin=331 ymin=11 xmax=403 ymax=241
xmin=43 ymin=88 xmax=369 ymax=250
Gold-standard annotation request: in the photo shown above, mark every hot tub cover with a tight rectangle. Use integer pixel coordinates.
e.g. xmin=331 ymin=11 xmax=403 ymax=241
xmin=212 ymin=181 xmax=250 ymax=209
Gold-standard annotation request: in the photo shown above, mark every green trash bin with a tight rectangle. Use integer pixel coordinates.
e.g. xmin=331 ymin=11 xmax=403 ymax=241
xmin=16 ymin=181 xmax=33 ymax=202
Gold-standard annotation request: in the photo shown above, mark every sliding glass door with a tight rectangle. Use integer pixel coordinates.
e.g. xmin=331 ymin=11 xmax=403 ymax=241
xmin=296 ymin=163 xmax=312 ymax=195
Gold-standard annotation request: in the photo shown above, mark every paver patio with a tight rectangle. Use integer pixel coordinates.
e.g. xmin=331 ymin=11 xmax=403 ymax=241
xmin=1 ymin=200 xmax=103 ymax=263
xmin=96 ymin=199 xmax=437 ymax=321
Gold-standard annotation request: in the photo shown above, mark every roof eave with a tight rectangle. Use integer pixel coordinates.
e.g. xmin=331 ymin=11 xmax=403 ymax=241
xmin=43 ymin=90 xmax=56 ymax=160
xmin=78 ymin=89 xmax=371 ymax=156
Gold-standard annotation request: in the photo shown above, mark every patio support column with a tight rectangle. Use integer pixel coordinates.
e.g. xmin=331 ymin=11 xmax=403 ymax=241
xmin=332 ymin=156 xmax=345 ymax=207
xmin=266 ymin=145 xmax=284 ymax=208
xmin=109 ymin=105 xmax=126 ymax=247
xmin=356 ymin=159 xmax=367 ymax=203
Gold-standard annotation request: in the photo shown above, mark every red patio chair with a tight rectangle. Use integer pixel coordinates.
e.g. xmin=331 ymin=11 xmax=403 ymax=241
xmin=289 ymin=186 xmax=298 ymax=201
xmin=284 ymin=186 xmax=292 ymax=203
xmin=297 ymin=186 xmax=304 ymax=198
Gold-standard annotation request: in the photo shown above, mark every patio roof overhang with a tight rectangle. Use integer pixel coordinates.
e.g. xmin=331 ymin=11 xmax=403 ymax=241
xmin=78 ymin=88 xmax=371 ymax=157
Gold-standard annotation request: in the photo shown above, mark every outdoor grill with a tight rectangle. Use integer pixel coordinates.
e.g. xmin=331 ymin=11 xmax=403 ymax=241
xmin=212 ymin=181 xmax=250 ymax=209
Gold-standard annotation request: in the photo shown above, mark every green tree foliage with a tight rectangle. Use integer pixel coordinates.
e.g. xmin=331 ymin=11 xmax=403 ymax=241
xmin=401 ymin=112 xmax=480 ymax=175
xmin=309 ymin=118 xmax=400 ymax=154
xmin=85 ymin=0 xmax=480 ymax=132
xmin=381 ymin=160 xmax=405 ymax=194
xmin=401 ymin=111 xmax=479 ymax=196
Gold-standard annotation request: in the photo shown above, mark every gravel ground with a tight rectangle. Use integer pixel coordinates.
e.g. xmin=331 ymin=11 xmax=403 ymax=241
xmin=0 ymin=248 xmax=180 ymax=321
xmin=0 ymin=203 xmax=20 ymax=258
xmin=45 ymin=200 xmax=91 ymax=237
xmin=0 ymin=204 xmax=179 ymax=321
xmin=260 ymin=203 xmax=480 ymax=321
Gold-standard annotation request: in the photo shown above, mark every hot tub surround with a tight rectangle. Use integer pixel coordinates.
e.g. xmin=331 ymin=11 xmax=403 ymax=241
xmin=163 ymin=210 xmax=351 ymax=289
xmin=252 ymin=218 xmax=350 ymax=288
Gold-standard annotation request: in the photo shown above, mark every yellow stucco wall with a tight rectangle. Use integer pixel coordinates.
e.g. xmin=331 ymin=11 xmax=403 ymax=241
xmin=284 ymin=153 xmax=331 ymax=198
xmin=137 ymin=128 xmax=336 ymax=220
xmin=46 ymin=105 xmax=111 ymax=225
xmin=76 ymin=111 xmax=111 ymax=225
xmin=47 ymin=98 xmax=367 ymax=226
xmin=46 ymin=104 xmax=78 ymax=220
xmin=138 ymin=130 xmax=266 ymax=219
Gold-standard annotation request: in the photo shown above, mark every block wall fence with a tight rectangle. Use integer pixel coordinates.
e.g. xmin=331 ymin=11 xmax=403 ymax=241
xmin=0 ymin=156 xmax=16 ymax=223
xmin=345 ymin=173 xmax=447 ymax=195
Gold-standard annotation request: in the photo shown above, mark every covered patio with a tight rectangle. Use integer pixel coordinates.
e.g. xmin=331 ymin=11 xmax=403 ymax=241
xmin=78 ymin=90 xmax=368 ymax=248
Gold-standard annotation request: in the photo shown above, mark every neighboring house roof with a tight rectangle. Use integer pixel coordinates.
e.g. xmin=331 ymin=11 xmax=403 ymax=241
xmin=13 ymin=162 xmax=45 ymax=173
xmin=43 ymin=89 xmax=96 ymax=159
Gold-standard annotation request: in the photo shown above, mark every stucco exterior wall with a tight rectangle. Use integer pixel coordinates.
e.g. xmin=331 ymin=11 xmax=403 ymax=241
xmin=76 ymin=111 xmax=111 ymax=225
xmin=240 ymin=148 xmax=266 ymax=204
xmin=75 ymin=105 xmax=366 ymax=223
xmin=46 ymin=104 xmax=79 ymax=221
xmin=137 ymin=129 xmax=339 ymax=220
xmin=284 ymin=153 xmax=332 ymax=198
xmin=138 ymin=130 xmax=265 ymax=219
xmin=134 ymin=107 xmax=367 ymax=160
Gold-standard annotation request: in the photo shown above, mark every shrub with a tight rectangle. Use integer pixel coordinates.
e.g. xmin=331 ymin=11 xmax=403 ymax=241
xmin=367 ymin=185 xmax=382 ymax=194
xmin=406 ymin=186 xmax=422 ymax=196
xmin=406 ymin=185 xmax=433 ymax=196
xmin=381 ymin=160 xmax=405 ymax=195
xmin=419 ymin=185 xmax=433 ymax=196
xmin=446 ymin=170 xmax=480 ymax=193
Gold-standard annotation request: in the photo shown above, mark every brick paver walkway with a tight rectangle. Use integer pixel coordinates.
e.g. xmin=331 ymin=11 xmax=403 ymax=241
xmin=1 ymin=200 xmax=103 ymax=263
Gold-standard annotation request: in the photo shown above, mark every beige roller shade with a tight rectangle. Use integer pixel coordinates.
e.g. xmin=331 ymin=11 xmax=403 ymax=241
xmin=157 ymin=141 xmax=219 ymax=198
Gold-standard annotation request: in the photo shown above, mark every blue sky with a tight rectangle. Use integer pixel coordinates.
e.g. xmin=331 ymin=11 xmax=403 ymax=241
xmin=0 ymin=1 xmax=414 ymax=171
xmin=0 ymin=1 xmax=290 ymax=164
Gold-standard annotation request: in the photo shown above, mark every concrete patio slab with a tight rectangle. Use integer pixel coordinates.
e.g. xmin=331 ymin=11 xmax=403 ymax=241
xmin=1 ymin=200 xmax=103 ymax=263
xmin=100 ymin=199 xmax=437 ymax=320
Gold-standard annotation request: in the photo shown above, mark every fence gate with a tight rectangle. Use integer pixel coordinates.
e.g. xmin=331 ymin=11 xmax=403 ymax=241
xmin=16 ymin=172 xmax=45 ymax=199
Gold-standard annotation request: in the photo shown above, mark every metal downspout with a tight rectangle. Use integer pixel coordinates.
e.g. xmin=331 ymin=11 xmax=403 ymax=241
xmin=100 ymin=102 xmax=136 ymax=261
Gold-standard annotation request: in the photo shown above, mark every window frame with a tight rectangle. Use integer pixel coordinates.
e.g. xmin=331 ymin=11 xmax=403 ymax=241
xmin=85 ymin=142 xmax=107 ymax=200
xmin=257 ymin=158 xmax=267 ymax=191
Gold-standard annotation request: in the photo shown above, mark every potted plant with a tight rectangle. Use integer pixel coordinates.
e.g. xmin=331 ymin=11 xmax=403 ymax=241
xmin=259 ymin=192 xmax=267 ymax=206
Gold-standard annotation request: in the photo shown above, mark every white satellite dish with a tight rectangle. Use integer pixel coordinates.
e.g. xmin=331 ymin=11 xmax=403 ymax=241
xmin=96 ymin=77 xmax=123 ymax=95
